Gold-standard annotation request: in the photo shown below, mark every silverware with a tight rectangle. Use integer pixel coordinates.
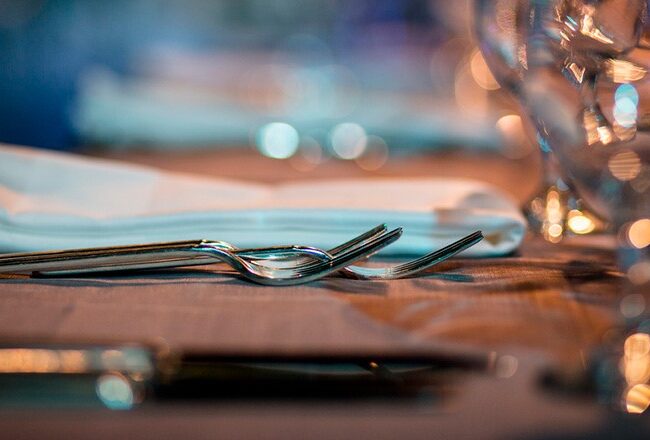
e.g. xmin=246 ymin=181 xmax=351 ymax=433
xmin=238 ymin=228 xmax=483 ymax=281
xmin=0 ymin=226 xmax=402 ymax=286
xmin=334 ymin=230 xmax=483 ymax=280
xmin=0 ymin=224 xmax=390 ymax=277
xmin=0 ymin=226 xmax=482 ymax=284
xmin=195 ymin=227 xmax=403 ymax=286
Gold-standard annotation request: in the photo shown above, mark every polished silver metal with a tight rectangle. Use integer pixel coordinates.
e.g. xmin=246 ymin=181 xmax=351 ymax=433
xmin=238 ymin=228 xmax=483 ymax=280
xmin=198 ymin=227 xmax=403 ymax=286
xmin=334 ymin=230 xmax=483 ymax=280
xmin=4 ymin=224 xmax=389 ymax=276
xmin=0 ymin=226 xmax=402 ymax=286
xmin=0 ymin=225 xmax=482 ymax=284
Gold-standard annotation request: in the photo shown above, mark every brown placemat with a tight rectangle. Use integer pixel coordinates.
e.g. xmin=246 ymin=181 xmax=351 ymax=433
xmin=0 ymin=235 xmax=623 ymax=363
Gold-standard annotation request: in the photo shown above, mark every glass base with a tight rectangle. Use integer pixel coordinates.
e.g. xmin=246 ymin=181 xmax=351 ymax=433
xmin=526 ymin=183 xmax=607 ymax=243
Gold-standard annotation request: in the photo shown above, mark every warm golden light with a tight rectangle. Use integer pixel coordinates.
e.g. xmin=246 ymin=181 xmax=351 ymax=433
xmin=566 ymin=62 xmax=586 ymax=84
xmin=596 ymin=126 xmax=614 ymax=145
xmin=624 ymin=333 xmax=650 ymax=358
xmin=623 ymin=333 xmax=650 ymax=386
xmin=455 ymin=60 xmax=488 ymax=116
xmin=470 ymin=49 xmax=500 ymax=91
xmin=496 ymin=114 xmax=520 ymax=131
xmin=541 ymin=188 xmax=565 ymax=243
xmin=548 ymin=223 xmax=563 ymax=238
xmin=567 ymin=209 xmax=596 ymax=234
xmin=578 ymin=6 xmax=614 ymax=46
xmin=628 ymin=219 xmax=650 ymax=249
xmin=604 ymin=59 xmax=647 ymax=83
xmin=626 ymin=384 xmax=650 ymax=414
xmin=584 ymin=108 xmax=614 ymax=145
xmin=496 ymin=114 xmax=533 ymax=159
xmin=0 ymin=348 xmax=88 ymax=373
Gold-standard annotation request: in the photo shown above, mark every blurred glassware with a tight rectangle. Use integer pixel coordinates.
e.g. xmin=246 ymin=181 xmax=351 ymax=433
xmin=476 ymin=1 xmax=650 ymax=413
xmin=475 ymin=0 xmax=650 ymax=247
xmin=476 ymin=4 xmax=650 ymax=412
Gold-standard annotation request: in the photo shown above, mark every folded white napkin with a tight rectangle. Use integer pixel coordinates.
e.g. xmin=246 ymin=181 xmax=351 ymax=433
xmin=0 ymin=144 xmax=526 ymax=256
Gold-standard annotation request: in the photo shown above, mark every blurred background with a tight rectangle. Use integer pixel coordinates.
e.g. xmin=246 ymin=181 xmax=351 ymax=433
xmin=0 ymin=0 xmax=535 ymax=166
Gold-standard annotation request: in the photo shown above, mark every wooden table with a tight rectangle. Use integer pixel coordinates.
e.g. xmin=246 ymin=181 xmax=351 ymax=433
xmin=0 ymin=149 xmax=647 ymax=439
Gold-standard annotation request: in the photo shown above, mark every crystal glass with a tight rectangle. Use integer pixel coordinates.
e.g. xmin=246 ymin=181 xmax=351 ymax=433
xmin=475 ymin=0 xmax=650 ymax=412
xmin=474 ymin=0 xmax=649 ymax=250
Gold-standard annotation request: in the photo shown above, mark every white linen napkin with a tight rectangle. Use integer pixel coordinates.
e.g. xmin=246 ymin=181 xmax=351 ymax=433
xmin=0 ymin=144 xmax=526 ymax=256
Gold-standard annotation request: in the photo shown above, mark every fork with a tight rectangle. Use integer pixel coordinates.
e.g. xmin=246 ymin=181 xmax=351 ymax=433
xmin=333 ymin=230 xmax=483 ymax=280
xmin=196 ymin=227 xmax=402 ymax=285
xmin=235 ymin=227 xmax=483 ymax=281
xmin=0 ymin=224 xmax=389 ymax=277
xmin=0 ymin=227 xmax=402 ymax=286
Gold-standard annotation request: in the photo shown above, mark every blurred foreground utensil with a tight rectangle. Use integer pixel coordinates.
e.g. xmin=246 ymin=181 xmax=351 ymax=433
xmin=0 ymin=340 xmax=488 ymax=409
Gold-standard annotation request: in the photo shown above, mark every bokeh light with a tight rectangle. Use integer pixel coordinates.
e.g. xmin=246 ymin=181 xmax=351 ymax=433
xmin=455 ymin=57 xmax=488 ymax=116
xmin=330 ymin=122 xmax=367 ymax=160
xmin=542 ymin=188 xmax=565 ymax=243
xmin=626 ymin=384 xmax=650 ymax=414
xmin=355 ymin=135 xmax=389 ymax=171
xmin=613 ymin=85 xmax=639 ymax=128
xmin=496 ymin=113 xmax=532 ymax=159
xmin=567 ymin=209 xmax=596 ymax=235
xmin=0 ymin=349 xmax=87 ymax=373
xmin=470 ymin=49 xmax=500 ymax=90
xmin=547 ymin=223 xmax=563 ymax=240
xmin=256 ymin=122 xmax=300 ymax=159
xmin=96 ymin=373 xmax=135 ymax=410
xmin=628 ymin=219 xmax=650 ymax=249
xmin=615 ymin=84 xmax=639 ymax=106
xmin=628 ymin=261 xmax=650 ymax=285
xmin=623 ymin=333 xmax=650 ymax=386
xmin=289 ymin=136 xmax=324 ymax=172
xmin=608 ymin=150 xmax=642 ymax=181
xmin=620 ymin=293 xmax=646 ymax=319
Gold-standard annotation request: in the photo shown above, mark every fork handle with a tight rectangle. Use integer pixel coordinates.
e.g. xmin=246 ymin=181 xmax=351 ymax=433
xmin=0 ymin=240 xmax=211 ymax=275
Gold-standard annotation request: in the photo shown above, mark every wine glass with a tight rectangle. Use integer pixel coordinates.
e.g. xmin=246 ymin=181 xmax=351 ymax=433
xmin=474 ymin=0 xmax=649 ymax=249
xmin=474 ymin=0 xmax=649 ymax=242
xmin=475 ymin=0 xmax=650 ymax=412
